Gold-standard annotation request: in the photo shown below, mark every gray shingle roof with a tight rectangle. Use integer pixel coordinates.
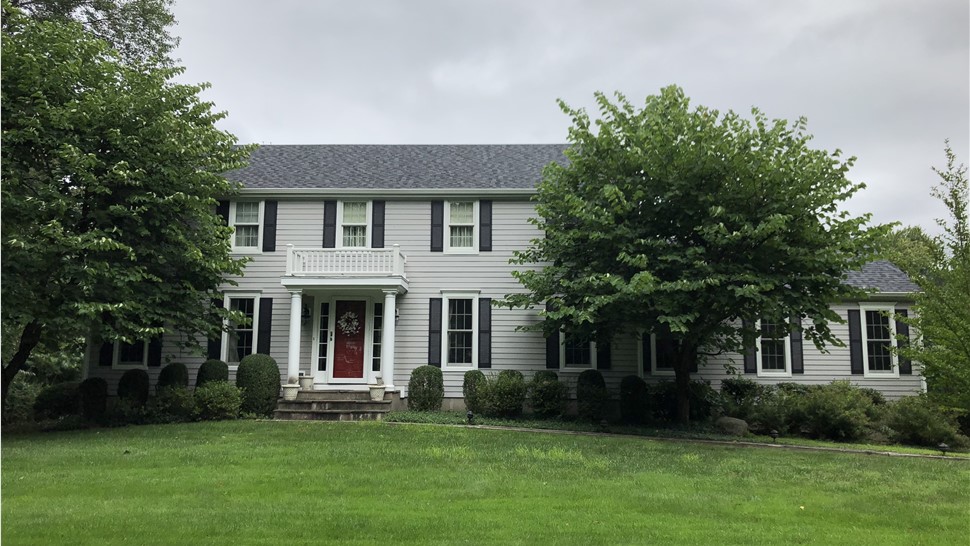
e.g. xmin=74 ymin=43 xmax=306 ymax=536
xmin=227 ymin=144 xmax=569 ymax=189
xmin=845 ymin=260 xmax=920 ymax=293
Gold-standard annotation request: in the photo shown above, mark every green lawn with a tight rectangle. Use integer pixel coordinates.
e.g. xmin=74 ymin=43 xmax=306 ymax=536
xmin=2 ymin=421 xmax=968 ymax=545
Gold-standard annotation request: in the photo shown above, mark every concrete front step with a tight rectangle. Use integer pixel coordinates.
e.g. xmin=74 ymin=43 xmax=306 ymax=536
xmin=296 ymin=390 xmax=379 ymax=402
xmin=277 ymin=399 xmax=391 ymax=412
xmin=273 ymin=408 xmax=387 ymax=421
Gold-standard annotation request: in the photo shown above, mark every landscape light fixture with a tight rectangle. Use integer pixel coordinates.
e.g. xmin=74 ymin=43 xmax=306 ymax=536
xmin=769 ymin=430 xmax=779 ymax=443
xmin=466 ymin=411 xmax=474 ymax=425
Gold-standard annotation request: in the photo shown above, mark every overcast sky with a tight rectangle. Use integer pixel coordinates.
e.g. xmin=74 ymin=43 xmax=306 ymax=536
xmin=171 ymin=0 xmax=969 ymax=234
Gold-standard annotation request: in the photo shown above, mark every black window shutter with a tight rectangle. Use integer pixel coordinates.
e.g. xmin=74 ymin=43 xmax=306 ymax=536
xmin=216 ymin=200 xmax=229 ymax=225
xmin=99 ymin=342 xmax=114 ymax=367
xmin=480 ymin=200 xmax=492 ymax=252
xmin=848 ymin=309 xmax=864 ymax=375
xmin=207 ymin=298 xmax=224 ymax=360
xmin=428 ymin=298 xmax=442 ymax=366
xmin=257 ymin=298 xmax=273 ymax=354
xmin=545 ymin=302 xmax=559 ymax=369
xmin=262 ymin=200 xmax=278 ymax=252
xmin=790 ymin=316 xmax=804 ymax=374
xmin=742 ymin=318 xmax=757 ymax=374
xmin=897 ymin=309 xmax=912 ymax=375
xmin=148 ymin=337 xmax=163 ymax=367
xmin=642 ymin=334 xmax=651 ymax=374
xmin=323 ymin=201 xmax=337 ymax=248
xmin=689 ymin=351 xmax=698 ymax=373
xmin=372 ymin=200 xmax=385 ymax=248
xmin=430 ymin=201 xmax=444 ymax=252
xmin=478 ymin=298 xmax=492 ymax=368
xmin=596 ymin=341 xmax=611 ymax=370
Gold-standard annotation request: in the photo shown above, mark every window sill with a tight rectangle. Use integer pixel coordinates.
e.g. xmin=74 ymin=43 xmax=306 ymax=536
xmin=443 ymin=249 xmax=479 ymax=255
xmin=863 ymin=370 xmax=900 ymax=379
xmin=559 ymin=367 xmax=597 ymax=373
xmin=112 ymin=364 xmax=147 ymax=371
xmin=757 ymin=370 xmax=792 ymax=378
xmin=231 ymin=248 xmax=263 ymax=256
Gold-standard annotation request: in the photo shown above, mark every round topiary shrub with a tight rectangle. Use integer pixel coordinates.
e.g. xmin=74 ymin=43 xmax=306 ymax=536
xmin=194 ymin=381 xmax=243 ymax=421
xmin=33 ymin=381 xmax=80 ymax=421
xmin=576 ymin=369 xmax=608 ymax=422
xmin=196 ymin=359 xmax=229 ymax=388
xmin=529 ymin=371 xmax=566 ymax=418
xmin=157 ymin=362 xmax=189 ymax=392
xmin=117 ymin=369 xmax=150 ymax=407
xmin=78 ymin=377 xmax=108 ymax=422
xmin=619 ymin=375 xmax=648 ymax=424
xmin=463 ymin=369 xmax=487 ymax=414
xmin=480 ymin=370 xmax=527 ymax=418
xmin=236 ymin=353 xmax=281 ymax=417
xmin=408 ymin=365 xmax=444 ymax=411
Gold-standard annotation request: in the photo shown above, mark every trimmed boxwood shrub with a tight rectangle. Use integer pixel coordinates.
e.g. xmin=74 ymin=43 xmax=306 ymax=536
xmin=33 ymin=381 xmax=80 ymax=421
xmin=408 ymin=365 xmax=444 ymax=411
xmin=479 ymin=370 xmax=527 ymax=418
xmin=647 ymin=380 xmax=719 ymax=422
xmin=79 ymin=377 xmax=108 ymax=421
xmin=236 ymin=353 xmax=281 ymax=417
xmin=194 ymin=381 xmax=243 ymax=421
xmin=619 ymin=375 xmax=648 ymax=424
xmin=529 ymin=371 xmax=566 ymax=418
xmin=2 ymin=377 xmax=40 ymax=424
xmin=463 ymin=370 xmax=487 ymax=414
xmin=157 ymin=362 xmax=189 ymax=391
xmin=117 ymin=369 xmax=150 ymax=406
xmin=800 ymin=381 xmax=874 ymax=441
xmin=720 ymin=376 xmax=771 ymax=421
xmin=149 ymin=386 xmax=195 ymax=423
xmin=576 ymin=369 xmax=608 ymax=422
xmin=196 ymin=359 xmax=229 ymax=388
xmin=884 ymin=395 xmax=968 ymax=448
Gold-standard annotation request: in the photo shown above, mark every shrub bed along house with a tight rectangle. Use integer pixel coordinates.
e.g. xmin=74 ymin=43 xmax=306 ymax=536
xmin=529 ymin=371 xmax=566 ymax=418
xmin=478 ymin=370 xmax=527 ymax=418
xmin=157 ymin=362 xmax=189 ymax=391
xmin=408 ymin=365 xmax=444 ymax=411
xmin=619 ymin=375 xmax=648 ymax=424
xmin=235 ymin=353 xmax=281 ymax=417
xmin=463 ymin=370 xmax=486 ymax=414
xmin=78 ymin=377 xmax=108 ymax=422
xmin=576 ymin=369 xmax=608 ymax=421
xmin=117 ymin=369 xmax=150 ymax=407
xmin=194 ymin=381 xmax=243 ymax=420
xmin=648 ymin=379 xmax=718 ymax=423
xmin=33 ymin=381 xmax=80 ymax=421
xmin=149 ymin=387 xmax=195 ymax=423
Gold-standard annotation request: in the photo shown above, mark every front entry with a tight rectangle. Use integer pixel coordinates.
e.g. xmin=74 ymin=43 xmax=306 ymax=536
xmin=332 ymin=300 xmax=367 ymax=381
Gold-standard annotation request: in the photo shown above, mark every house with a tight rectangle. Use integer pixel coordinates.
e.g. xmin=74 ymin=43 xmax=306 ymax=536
xmin=82 ymin=144 xmax=924 ymax=407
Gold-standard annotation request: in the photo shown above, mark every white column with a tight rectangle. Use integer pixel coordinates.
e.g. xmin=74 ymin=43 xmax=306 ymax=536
xmin=286 ymin=289 xmax=303 ymax=383
xmin=382 ymin=289 xmax=398 ymax=391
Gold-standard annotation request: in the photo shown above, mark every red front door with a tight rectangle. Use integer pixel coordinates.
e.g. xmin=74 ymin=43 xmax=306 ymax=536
xmin=332 ymin=300 xmax=366 ymax=379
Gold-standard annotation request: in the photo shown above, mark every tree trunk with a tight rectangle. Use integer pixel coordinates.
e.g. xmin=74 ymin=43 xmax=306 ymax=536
xmin=1 ymin=320 xmax=43 ymax=406
xmin=673 ymin=344 xmax=696 ymax=424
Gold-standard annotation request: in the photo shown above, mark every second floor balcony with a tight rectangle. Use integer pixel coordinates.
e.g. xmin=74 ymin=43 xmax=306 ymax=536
xmin=285 ymin=245 xmax=407 ymax=278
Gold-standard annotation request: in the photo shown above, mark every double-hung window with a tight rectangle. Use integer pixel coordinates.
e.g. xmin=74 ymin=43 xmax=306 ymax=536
xmin=641 ymin=329 xmax=678 ymax=375
xmin=561 ymin=333 xmax=596 ymax=369
xmin=441 ymin=292 xmax=478 ymax=368
xmin=113 ymin=341 xmax=148 ymax=369
xmin=224 ymin=295 xmax=260 ymax=366
xmin=860 ymin=304 xmax=897 ymax=377
xmin=757 ymin=317 xmax=792 ymax=377
xmin=445 ymin=201 xmax=478 ymax=252
xmin=230 ymin=201 xmax=262 ymax=251
xmin=340 ymin=201 xmax=369 ymax=248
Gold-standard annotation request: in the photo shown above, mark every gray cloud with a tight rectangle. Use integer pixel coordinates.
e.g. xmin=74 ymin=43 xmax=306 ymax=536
xmin=172 ymin=0 xmax=968 ymax=233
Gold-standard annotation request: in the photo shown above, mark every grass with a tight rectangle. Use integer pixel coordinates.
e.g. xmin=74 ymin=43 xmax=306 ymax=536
xmin=3 ymin=420 xmax=969 ymax=545
xmin=386 ymin=410 xmax=970 ymax=458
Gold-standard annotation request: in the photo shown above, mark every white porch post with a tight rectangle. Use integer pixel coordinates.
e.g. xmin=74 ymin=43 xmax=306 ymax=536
xmin=286 ymin=289 xmax=303 ymax=383
xmin=382 ymin=289 xmax=398 ymax=390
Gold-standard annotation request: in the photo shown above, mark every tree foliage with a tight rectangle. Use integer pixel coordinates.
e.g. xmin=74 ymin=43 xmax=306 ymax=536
xmin=877 ymin=225 xmax=942 ymax=278
xmin=1 ymin=3 xmax=251 ymax=401
xmin=10 ymin=0 xmax=177 ymax=66
xmin=505 ymin=86 xmax=887 ymax=422
xmin=901 ymin=143 xmax=970 ymax=424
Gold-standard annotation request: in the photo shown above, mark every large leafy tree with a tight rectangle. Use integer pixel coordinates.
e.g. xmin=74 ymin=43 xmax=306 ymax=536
xmin=902 ymin=144 xmax=970 ymax=426
xmin=1 ymin=3 xmax=251 ymax=402
xmin=878 ymin=225 xmax=942 ymax=278
xmin=506 ymin=86 xmax=887 ymax=423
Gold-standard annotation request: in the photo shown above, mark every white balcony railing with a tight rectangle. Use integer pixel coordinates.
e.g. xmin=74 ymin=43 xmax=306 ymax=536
xmin=285 ymin=244 xmax=407 ymax=277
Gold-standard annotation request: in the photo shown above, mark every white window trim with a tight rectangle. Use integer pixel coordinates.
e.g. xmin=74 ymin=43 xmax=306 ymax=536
xmin=559 ymin=332 xmax=597 ymax=371
xmin=441 ymin=290 xmax=480 ymax=370
xmin=444 ymin=200 xmax=479 ymax=253
xmin=112 ymin=341 xmax=149 ymax=370
xmin=755 ymin=318 xmax=792 ymax=378
xmin=337 ymin=200 xmax=372 ymax=249
xmin=222 ymin=293 xmax=261 ymax=370
xmin=860 ymin=303 xmax=899 ymax=378
xmin=229 ymin=200 xmax=264 ymax=254
xmin=637 ymin=333 xmax=675 ymax=376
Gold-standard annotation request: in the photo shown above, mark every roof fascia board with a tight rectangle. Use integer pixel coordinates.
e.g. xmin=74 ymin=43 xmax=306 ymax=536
xmin=233 ymin=187 xmax=538 ymax=199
